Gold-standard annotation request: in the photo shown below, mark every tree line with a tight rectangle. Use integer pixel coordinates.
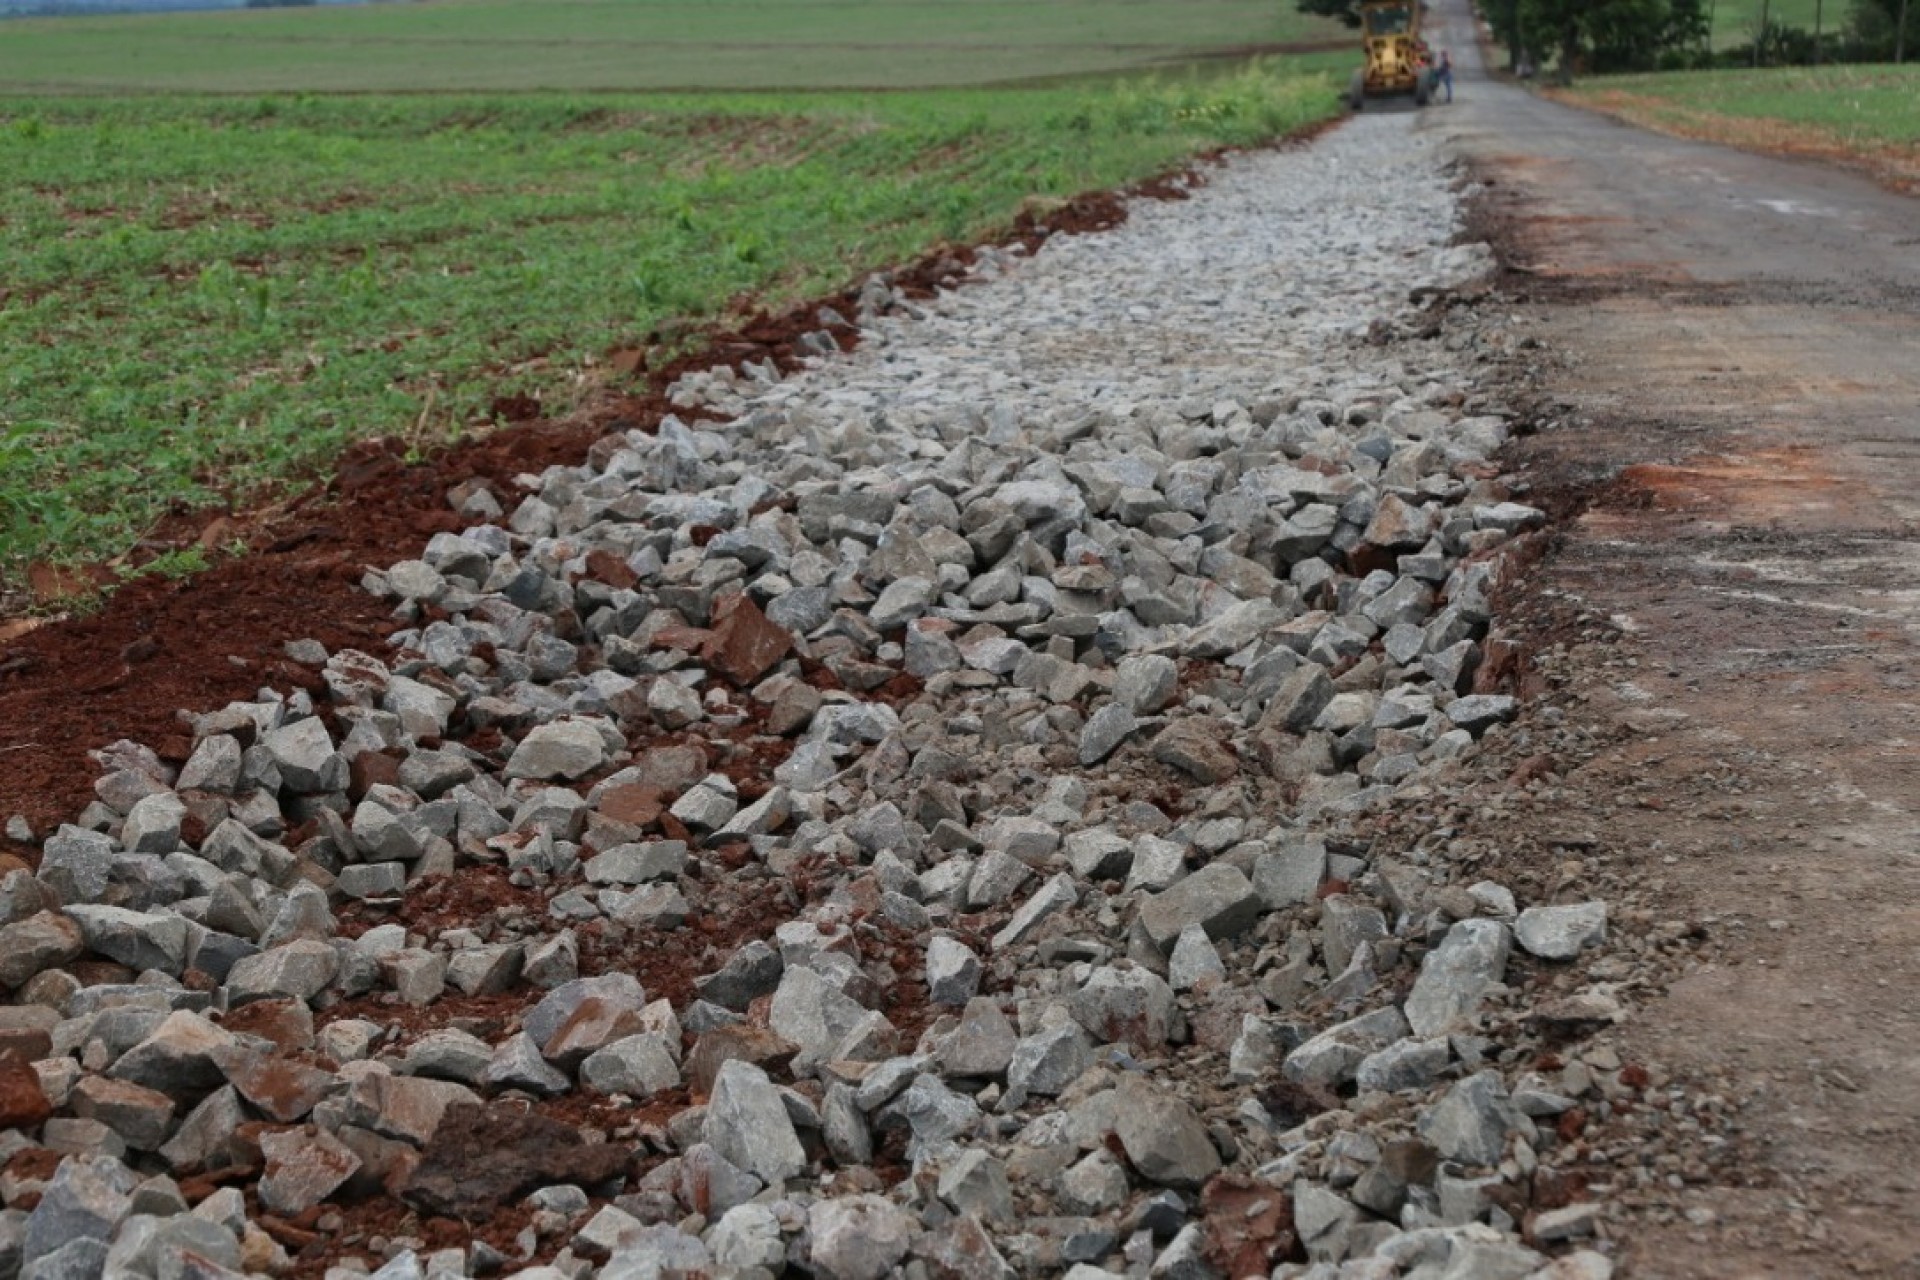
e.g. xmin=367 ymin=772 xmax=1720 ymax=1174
xmin=1297 ymin=0 xmax=1915 ymax=76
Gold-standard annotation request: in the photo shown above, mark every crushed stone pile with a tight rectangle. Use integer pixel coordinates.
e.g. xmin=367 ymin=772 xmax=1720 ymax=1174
xmin=0 ymin=119 xmax=1621 ymax=1280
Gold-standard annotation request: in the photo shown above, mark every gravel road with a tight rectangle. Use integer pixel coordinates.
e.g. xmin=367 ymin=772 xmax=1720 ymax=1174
xmin=0 ymin=104 xmax=1641 ymax=1280
xmin=1420 ymin=2 xmax=1920 ymax=1274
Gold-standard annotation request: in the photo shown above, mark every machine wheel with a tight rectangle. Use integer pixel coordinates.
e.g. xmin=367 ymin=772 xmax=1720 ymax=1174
xmin=1348 ymin=70 xmax=1366 ymax=112
xmin=1413 ymin=74 xmax=1431 ymax=107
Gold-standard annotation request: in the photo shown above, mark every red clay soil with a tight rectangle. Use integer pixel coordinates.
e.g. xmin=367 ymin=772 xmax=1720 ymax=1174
xmin=0 ymin=142 xmax=1301 ymax=858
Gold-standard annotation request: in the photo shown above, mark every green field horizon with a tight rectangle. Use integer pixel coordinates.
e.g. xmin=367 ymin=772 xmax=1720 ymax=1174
xmin=0 ymin=55 xmax=1347 ymax=588
xmin=0 ymin=0 xmax=1348 ymax=94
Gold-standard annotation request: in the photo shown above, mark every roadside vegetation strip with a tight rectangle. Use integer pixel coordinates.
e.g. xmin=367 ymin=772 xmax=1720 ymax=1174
xmin=1695 ymin=0 xmax=1829 ymax=49
xmin=0 ymin=0 xmax=1349 ymax=92
xmin=0 ymin=66 xmax=1346 ymax=589
xmin=1560 ymin=66 xmax=1920 ymax=187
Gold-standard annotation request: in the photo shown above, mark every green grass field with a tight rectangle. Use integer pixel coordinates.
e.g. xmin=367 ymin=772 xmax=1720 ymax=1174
xmin=1568 ymin=64 xmax=1920 ymax=146
xmin=1702 ymin=0 xmax=1833 ymax=46
xmin=0 ymin=62 xmax=1347 ymax=583
xmin=0 ymin=0 xmax=1347 ymax=93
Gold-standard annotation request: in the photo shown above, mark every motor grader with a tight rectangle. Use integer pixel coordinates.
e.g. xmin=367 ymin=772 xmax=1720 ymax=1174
xmin=1346 ymin=0 xmax=1435 ymax=110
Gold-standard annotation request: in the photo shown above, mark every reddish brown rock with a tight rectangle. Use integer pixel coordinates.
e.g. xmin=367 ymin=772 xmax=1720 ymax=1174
xmin=259 ymin=1126 xmax=361 ymax=1215
xmin=685 ymin=1025 xmax=799 ymax=1099
xmin=598 ymin=783 xmax=665 ymax=829
xmin=583 ymin=549 xmax=638 ymax=591
xmin=542 ymin=996 xmax=645 ymax=1069
xmin=1201 ymin=1174 xmax=1298 ymax=1277
xmin=348 ymin=751 xmax=403 ymax=803
xmin=0 ymin=1006 xmax=58 ymax=1065
xmin=216 ymin=1048 xmax=338 ymax=1123
xmin=703 ymin=592 xmax=792 ymax=686
xmin=650 ymin=625 xmax=714 ymax=654
xmin=401 ymin=1103 xmax=633 ymax=1218
xmin=0 ymin=1057 xmax=52 ymax=1130
xmin=217 ymin=998 xmax=315 ymax=1055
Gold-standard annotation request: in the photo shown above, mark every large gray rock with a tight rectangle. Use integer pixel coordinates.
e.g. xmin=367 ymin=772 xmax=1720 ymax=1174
xmin=525 ymin=973 xmax=647 ymax=1050
xmin=768 ymin=965 xmax=871 ymax=1062
xmin=1443 ymin=694 xmax=1517 ymax=735
xmin=1283 ymin=1006 xmax=1410 ymax=1088
xmin=1418 ymin=1070 xmax=1514 ymax=1166
xmin=225 ymin=939 xmax=339 ymax=1004
xmin=120 ymin=793 xmax=185 ymax=856
xmin=1168 ymin=923 xmax=1227 ymax=992
xmin=600 ymin=1225 xmax=713 ymax=1280
xmin=1069 ymin=966 xmax=1176 ymax=1051
xmin=483 ymin=1032 xmax=571 ymax=1097
xmin=935 ymin=1148 xmax=1011 ymax=1222
xmin=37 ymin=827 xmax=117 ymax=905
xmin=709 ymin=1203 xmax=785 ymax=1274
xmin=1007 ymin=1024 xmax=1093 ymax=1098
xmin=1113 ymin=655 xmax=1179 ymax=715
xmin=936 ymin=998 xmax=1016 ymax=1079
xmin=22 ymin=1154 xmax=136 ymax=1266
xmin=1355 ymin=1037 xmax=1452 ymax=1094
xmin=258 ymin=1127 xmax=361 ymax=1215
xmin=0 ymin=912 xmax=84 ymax=990
xmin=694 ymin=941 xmax=782 ymax=1012
xmin=504 ymin=721 xmax=611 ymax=781
xmin=262 ymin=718 xmax=347 ymax=793
xmin=1252 ymin=836 xmax=1327 ymax=907
xmin=924 ymin=936 xmax=981 ymax=1007
xmin=104 ymin=1213 xmax=241 ymax=1279
xmin=703 ymin=1060 xmax=806 ymax=1184
xmin=109 ymin=1012 xmax=237 ymax=1096
xmin=1078 ymin=704 xmax=1139 ymax=766
xmin=1513 ymin=902 xmax=1608 ymax=960
xmin=1294 ymin=1180 xmax=1360 ymax=1264
xmin=808 ymin=1194 xmax=915 ymax=1280
xmin=65 ymin=905 xmax=189 ymax=975
xmin=20 ymin=1237 xmax=110 ymax=1280
xmin=67 ymin=1077 xmax=175 ymax=1152
xmin=1403 ymin=918 xmax=1511 ymax=1037
xmin=1261 ymin=665 xmax=1334 ymax=734
xmin=580 ymin=1034 xmax=681 ymax=1098
xmin=990 ymin=873 xmax=1078 ymax=951
xmin=1111 ymin=1077 xmax=1220 ymax=1189
xmin=1136 ymin=863 xmax=1261 ymax=949
xmin=177 ymin=735 xmax=244 ymax=795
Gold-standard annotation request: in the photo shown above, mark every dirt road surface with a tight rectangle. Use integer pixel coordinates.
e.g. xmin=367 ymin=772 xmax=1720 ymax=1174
xmin=1423 ymin=3 xmax=1920 ymax=1274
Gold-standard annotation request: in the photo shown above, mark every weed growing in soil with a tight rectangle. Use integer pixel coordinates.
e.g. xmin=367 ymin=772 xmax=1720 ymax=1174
xmin=0 ymin=66 xmax=1342 ymax=586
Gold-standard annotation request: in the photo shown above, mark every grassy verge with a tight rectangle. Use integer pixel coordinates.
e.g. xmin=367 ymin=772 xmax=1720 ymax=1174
xmin=1560 ymin=64 xmax=1920 ymax=186
xmin=1701 ymin=0 xmax=1829 ymax=49
xmin=0 ymin=0 xmax=1347 ymax=93
xmin=0 ymin=61 xmax=1348 ymax=584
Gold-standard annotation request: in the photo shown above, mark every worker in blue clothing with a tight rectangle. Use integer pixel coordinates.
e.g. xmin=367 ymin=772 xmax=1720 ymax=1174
xmin=1435 ymin=48 xmax=1454 ymax=102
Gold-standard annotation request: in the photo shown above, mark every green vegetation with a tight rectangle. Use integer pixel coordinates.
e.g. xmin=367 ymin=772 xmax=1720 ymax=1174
xmin=1475 ymin=0 xmax=1709 ymax=78
xmin=0 ymin=65 xmax=1346 ymax=580
xmin=1701 ymin=0 xmax=1829 ymax=47
xmin=1566 ymin=63 xmax=1920 ymax=143
xmin=0 ymin=0 xmax=1347 ymax=93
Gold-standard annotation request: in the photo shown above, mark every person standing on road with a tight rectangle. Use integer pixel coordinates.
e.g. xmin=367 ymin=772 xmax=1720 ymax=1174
xmin=1436 ymin=48 xmax=1454 ymax=102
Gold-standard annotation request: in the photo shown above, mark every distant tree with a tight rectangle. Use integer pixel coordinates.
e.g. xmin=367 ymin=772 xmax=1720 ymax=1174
xmin=1295 ymin=0 xmax=1365 ymax=29
xmin=1481 ymin=0 xmax=1527 ymax=69
xmin=1848 ymin=0 xmax=1916 ymax=57
xmin=1516 ymin=0 xmax=1709 ymax=78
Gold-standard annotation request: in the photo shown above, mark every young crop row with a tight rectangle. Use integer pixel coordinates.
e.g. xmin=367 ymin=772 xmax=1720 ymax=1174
xmin=0 ymin=64 xmax=1343 ymax=587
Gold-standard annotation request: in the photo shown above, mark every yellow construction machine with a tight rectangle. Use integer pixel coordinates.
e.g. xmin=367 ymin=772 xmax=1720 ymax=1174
xmin=1347 ymin=0 xmax=1434 ymax=110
